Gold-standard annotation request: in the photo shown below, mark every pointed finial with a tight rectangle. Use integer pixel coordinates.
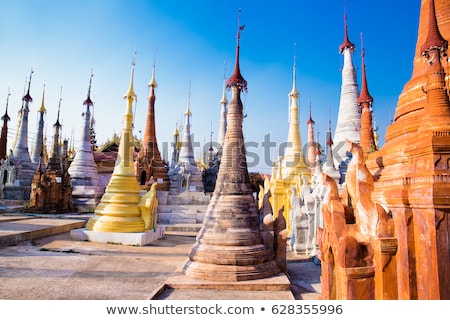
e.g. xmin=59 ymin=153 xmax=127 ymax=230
xmin=185 ymin=79 xmax=192 ymax=116
xmin=149 ymin=49 xmax=158 ymax=88
xmin=5 ymin=87 xmax=10 ymax=112
xmin=220 ymin=60 xmax=228 ymax=104
xmin=327 ymin=107 xmax=333 ymax=146
xmin=339 ymin=1 xmax=355 ymax=53
xmin=124 ymin=53 xmax=137 ymax=100
xmin=2 ymin=88 xmax=11 ymax=121
xmin=226 ymin=9 xmax=247 ymax=91
xmin=23 ymin=68 xmax=34 ymax=102
xmin=357 ymin=32 xmax=373 ymax=104
xmin=55 ymin=86 xmax=63 ymax=127
xmin=83 ymin=70 xmax=94 ymax=107
xmin=38 ymin=82 xmax=46 ymax=113
xmin=307 ymin=101 xmax=315 ymax=125
xmin=290 ymin=44 xmax=299 ymax=98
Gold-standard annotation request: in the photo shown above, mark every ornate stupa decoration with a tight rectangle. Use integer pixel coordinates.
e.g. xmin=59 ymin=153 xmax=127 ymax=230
xmin=357 ymin=34 xmax=377 ymax=155
xmin=281 ymin=54 xmax=310 ymax=183
xmin=31 ymin=83 xmax=47 ymax=169
xmin=28 ymin=87 xmax=73 ymax=213
xmin=333 ymin=9 xmax=361 ymax=182
xmin=0 ymin=89 xmax=11 ymax=160
xmin=4 ymin=69 xmax=35 ymax=200
xmin=86 ymin=58 xmax=146 ymax=232
xmin=68 ymin=72 xmax=103 ymax=212
xmin=366 ymin=0 xmax=450 ymax=300
xmin=134 ymin=61 xmax=170 ymax=191
xmin=183 ymin=13 xmax=281 ymax=281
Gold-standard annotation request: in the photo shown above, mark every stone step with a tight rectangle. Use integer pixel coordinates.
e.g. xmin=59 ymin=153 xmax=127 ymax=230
xmin=162 ymin=223 xmax=202 ymax=236
xmin=0 ymin=217 xmax=86 ymax=247
xmin=158 ymin=212 xmax=204 ymax=224
xmin=157 ymin=204 xmax=209 ymax=213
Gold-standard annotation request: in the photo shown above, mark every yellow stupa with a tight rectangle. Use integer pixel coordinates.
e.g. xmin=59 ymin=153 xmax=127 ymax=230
xmin=86 ymin=59 xmax=145 ymax=233
xmin=281 ymin=56 xmax=310 ymax=184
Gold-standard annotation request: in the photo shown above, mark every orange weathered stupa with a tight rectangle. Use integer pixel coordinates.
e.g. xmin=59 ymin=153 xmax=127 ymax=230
xmin=366 ymin=0 xmax=450 ymax=299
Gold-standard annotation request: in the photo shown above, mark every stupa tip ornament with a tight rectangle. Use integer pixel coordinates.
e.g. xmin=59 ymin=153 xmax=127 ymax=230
xmin=226 ymin=10 xmax=247 ymax=92
xmin=86 ymin=58 xmax=157 ymax=233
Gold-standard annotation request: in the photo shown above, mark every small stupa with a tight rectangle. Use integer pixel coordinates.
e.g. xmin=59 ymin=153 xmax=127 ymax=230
xmin=68 ymin=72 xmax=103 ymax=212
xmin=27 ymin=88 xmax=73 ymax=213
xmin=182 ymin=14 xmax=281 ymax=281
xmin=176 ymin=84 xmax=204 ymax=192
xmin=4 ymin=69 xmax=35 ymax=200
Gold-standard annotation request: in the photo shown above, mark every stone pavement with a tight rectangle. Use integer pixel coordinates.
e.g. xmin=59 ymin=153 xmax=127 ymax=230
xmin=0 ymin=210 xmax=321 ymax=300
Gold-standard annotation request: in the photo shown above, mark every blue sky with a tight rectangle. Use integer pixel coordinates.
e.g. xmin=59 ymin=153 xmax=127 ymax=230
xmin=0 ymin=0 xmax=421 ymax=173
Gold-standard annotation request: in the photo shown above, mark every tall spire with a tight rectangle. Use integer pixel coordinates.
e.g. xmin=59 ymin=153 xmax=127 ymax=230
xmin=332 ymin=5 xmax=360 ymax=181
xmin=357 ymin=33 xmax=376 ymax=154
xmin=135 ymin=54 xmax=170 ymax=191
xmin=282 ymin=51 xmax=309 ymax=181
xmin=31 ymin=83 xmax=47 ymax=167
xmin=183 ymin=11 xmax=280 ymax=281
xmin=0 ymin=89 xmax=11 ymax=160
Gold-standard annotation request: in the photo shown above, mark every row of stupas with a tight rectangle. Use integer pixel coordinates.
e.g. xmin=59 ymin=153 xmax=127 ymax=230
xmin=0 ymin=4 xmax=372 ymax=210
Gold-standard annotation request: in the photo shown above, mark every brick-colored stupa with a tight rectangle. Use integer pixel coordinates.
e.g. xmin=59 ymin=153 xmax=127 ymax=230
xmin=182 ymin=17 xmax=280 ymax=281
xmin=366 ymin=0 xmax=450 ymax=299
xmin=134 ymin=63 xmax=169 ymax=191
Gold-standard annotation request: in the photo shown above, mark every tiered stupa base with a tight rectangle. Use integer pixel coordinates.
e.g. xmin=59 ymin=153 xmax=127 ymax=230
xmin=182 ymin=194 xmax=281 ymax=281
xmin=86 ymin=174 xmax=146 ymax=233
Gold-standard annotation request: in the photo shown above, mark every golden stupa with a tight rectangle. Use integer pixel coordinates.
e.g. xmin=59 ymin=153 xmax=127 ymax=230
xmin=86 ymin=59 xmax=146 ymax=233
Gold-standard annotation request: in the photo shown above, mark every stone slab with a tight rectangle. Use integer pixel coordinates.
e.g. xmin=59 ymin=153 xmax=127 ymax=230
xmin=164 ymin=271 xmax=292 ymax=291
xmin=70 ymin=226 xmax=165 ymax=246
xmin=0 ymin=218 xmax=86 ymax=247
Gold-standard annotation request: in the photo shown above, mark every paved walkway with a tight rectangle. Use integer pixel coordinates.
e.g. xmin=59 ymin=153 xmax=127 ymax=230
xmin=0 ymin=210 xmax=321 ymax=300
